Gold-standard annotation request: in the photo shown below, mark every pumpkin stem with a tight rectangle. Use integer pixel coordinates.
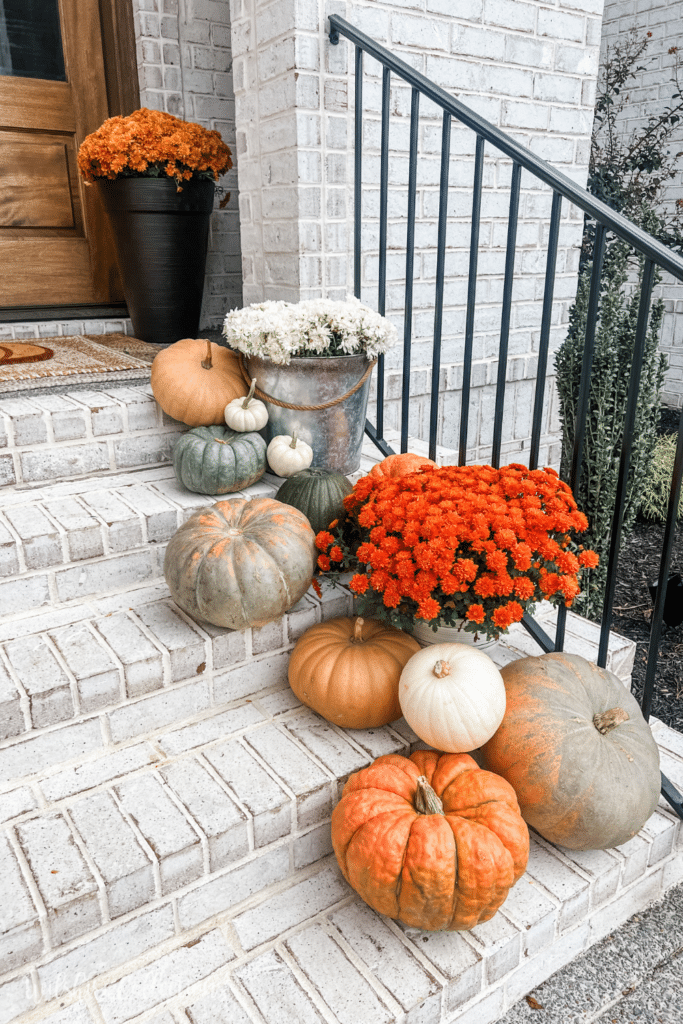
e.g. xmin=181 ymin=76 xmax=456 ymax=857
xmin=290 ymin=431 xmax=298 ymax=449
xmin=351 ymin=617 xmax=364 ymax=643
xmin=201 ymin=339 xmax=213 ymax=370
xmin=593 ymin=707 xmax=630 ymax=734
xmin=242 ymin=378 xmax=257 ymax=408
xmin=415 ymin=776 xmax=445 ymax=816
xmin=433 ymin=659 xmax=451 ymax=678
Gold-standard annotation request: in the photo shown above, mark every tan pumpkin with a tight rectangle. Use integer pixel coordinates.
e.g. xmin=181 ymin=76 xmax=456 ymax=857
xmin=163 ymin=496 xmax=316 ymax=629
xmin=368 ymin=452 xmax=436 ymax=479
xmin=480 ymin=652 xmax=661 ymax=850
xmin=151 ymin=338 xmax=246 ymax=426
xmin=288 ymin=616 xmax=420 ymax=728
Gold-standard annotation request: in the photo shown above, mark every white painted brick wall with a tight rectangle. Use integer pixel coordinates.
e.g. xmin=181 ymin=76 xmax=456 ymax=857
xmin=130 ymin=0 xmax=242 ymax=327
xmin=229 ymin=0 xmax=605 ymax=464
xmin=600 ymin=0 xmax=683 ymax=408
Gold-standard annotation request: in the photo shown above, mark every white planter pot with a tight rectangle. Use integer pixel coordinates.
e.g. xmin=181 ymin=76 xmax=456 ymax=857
xmin=410 ymin=618 xmax=499 ymax=652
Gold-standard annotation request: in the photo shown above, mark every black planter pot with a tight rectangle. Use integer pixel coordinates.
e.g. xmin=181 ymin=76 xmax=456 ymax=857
xmin=96 ymin=177 xmax=214 ymax=345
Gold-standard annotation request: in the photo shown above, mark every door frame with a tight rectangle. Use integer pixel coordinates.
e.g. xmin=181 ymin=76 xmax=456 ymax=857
xmin=99 ymin=0 xmax=140 ymax=120
xmin=0 ymin=0 xmax=140 ymax=321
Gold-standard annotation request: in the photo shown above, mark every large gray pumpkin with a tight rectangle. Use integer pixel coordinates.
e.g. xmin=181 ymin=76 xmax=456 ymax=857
xmin=163 ymin=497 xmax=317 ymax=629
xmin=173 ymin=426 xmax=266 ymax=494
xmin=480 ymin=652 xmax=661 ymax=850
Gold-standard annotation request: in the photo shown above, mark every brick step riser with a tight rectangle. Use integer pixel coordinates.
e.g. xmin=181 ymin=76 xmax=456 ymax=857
xmin=2 ymin=795 xmax=682 ymax=1024
xmin=0 ymin=386 xmax=187 ymax=492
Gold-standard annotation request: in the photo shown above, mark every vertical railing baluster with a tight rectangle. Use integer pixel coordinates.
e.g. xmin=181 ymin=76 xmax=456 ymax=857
xmin=460 ymin=135 xmax=484 ymax=465
xmin=491 ymin=161 xmax=521 ymax=469
xmin=354 ymin=45 xmax=363 ymax=299
xmin=401 ymin=86 xmax=420 ymax=454
xmin=529 ymin=191 xmax=562 ymax=471
xmin=597 ymin=259 xmax=656 ymax=667
xmin=429 ymin=111 xmax=451 ymax=461
xmin=642 ymin=405 xmax=683 ymax=720
xmin=376 ymin=65 xmax=391 ymax=442
xmin=568 ymin=222 xmax=607 ymax=492
xmin=556 ymin=221 xmax=607 ymax=652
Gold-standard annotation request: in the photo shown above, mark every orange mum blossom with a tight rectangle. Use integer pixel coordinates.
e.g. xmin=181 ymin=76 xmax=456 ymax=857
xmin=313 ymin=462 xmax=598 ymax=641
xmin=77 ymin=108 xmax=232 ymax=191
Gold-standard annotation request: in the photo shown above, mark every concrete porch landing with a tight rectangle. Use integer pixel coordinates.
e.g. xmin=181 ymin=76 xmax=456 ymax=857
xmin=0 ymin=383 xmax=681 ymax=1024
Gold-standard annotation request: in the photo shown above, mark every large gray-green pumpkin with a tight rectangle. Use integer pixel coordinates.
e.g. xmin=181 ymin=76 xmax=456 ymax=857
xmin=275 ymin=468 xmax=352 ymax=534
xmin=163 ymin=497 xmax=317 ymax=629
xmin=173 ymin=426 xmax=266 ymax=494
xmin=480 ymin=652 xmax=661 ymax=850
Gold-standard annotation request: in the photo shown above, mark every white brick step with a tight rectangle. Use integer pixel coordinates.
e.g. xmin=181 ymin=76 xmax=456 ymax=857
xmin=0 ymin=550 xmax=354 ymax=747
xmin=0 ymin=600 xmax=638 ymax=995
xmin=0 ymin=464 xmax=285 ymax=617
xmin=0 ymin=545 xmax=635 ymax=770
xmin=0 ymin=665 xmax=414 ymax=989
xmin=0 ymin=421 xmax=391 ymax=613
xmin=1 ymin=721 xmax=681 ymax=1024
xmin=0 ymin=385 xmax=186 ymax=491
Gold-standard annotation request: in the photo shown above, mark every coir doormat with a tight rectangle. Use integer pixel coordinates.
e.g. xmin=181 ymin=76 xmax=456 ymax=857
xmin=0 ymin=334 xmax=159 ymax=394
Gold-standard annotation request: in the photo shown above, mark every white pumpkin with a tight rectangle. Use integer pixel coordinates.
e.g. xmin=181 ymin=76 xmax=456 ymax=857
xmin=267 ymin=431 xmax=314 ymax=477
xmin=398 ymin=642 xmax=506 ymax=752
xmin=224 ymin=379 xmax=269 ymax=432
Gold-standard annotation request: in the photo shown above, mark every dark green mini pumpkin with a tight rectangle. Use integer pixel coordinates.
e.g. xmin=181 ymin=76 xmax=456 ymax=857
xmin=275 ymin=468 xmax=352 ymax=534
xmin=173 ymin=426 xmax=267 ymax=495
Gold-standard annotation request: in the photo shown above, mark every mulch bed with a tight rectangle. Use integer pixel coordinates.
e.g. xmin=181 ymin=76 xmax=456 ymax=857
xmin=609 ymin=407 xmax=683 ymax=732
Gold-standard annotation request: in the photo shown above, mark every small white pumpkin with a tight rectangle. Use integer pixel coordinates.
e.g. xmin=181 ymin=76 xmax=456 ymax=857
xmin=224 ymin=378 xmax=269 ymax=432
xmin=398 ymin=642 xmax=506 ymax=752
xmin=267 ymin=431 xmax=314 ymax=477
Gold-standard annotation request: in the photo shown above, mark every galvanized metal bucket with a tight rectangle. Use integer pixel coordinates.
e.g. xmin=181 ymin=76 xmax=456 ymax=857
xmin=246 ymin=353 xmax=373 ymax=475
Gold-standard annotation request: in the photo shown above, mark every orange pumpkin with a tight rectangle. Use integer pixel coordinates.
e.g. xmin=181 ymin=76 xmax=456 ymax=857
xmin=367 ymin=452 xmax=436 ymax=479
xmin=480 ymin=652 xmax=661 ymax=850
xmin=151 ymin=338 xmax=246 ymax=426
xmin=288 ymin=616 xmax=420 ymax=728
xmin=331 ymin=749 xmax=529 ymax=931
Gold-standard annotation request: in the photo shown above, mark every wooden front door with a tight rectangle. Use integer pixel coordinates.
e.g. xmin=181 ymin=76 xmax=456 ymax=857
xmin=0 ymin=0 xmax=128 ymax=307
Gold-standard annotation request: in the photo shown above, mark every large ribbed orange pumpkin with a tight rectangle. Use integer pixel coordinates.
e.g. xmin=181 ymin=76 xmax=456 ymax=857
xmin=480 ymin=652 xmax=661 ymax=850
xmin=288 ymin=616 xmax=420 ymax=728
xmin=164 ymin=497 xmax=316 ymax=629
xmin=367 ymin=452 xmax=436 ymax=479
xmin=331 ymin=749 xmax=529 ymax=931
xmin=151 ymin=338 xmax=246 ymax=426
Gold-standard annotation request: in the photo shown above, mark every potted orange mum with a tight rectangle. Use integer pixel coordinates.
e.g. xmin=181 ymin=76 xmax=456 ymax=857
xmin=315 ymin=461 xmax=599 ymax=647
xmin=78 ymin=108 xmax=232 ymax=345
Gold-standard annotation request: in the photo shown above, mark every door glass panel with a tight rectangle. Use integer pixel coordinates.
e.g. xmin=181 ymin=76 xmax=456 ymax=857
xmin=0 ymin=0 xmax=66 ymax=81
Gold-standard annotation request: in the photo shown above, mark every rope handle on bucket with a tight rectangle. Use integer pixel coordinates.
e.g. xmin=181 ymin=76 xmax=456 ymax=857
xmin=237 ymin=352 xmax=377 ymax=412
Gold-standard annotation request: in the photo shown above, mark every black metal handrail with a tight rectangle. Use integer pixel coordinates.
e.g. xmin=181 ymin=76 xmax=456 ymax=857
xmin=329 ymin=15 xmax=683 ymax=280
xmin=329 ymin=15 xmax=683 ymax=818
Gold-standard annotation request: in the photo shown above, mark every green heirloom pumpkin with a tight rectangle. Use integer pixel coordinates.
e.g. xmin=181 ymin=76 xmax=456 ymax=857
xmin=164 ymin=497 xmax=317 ymax=629
xmin=173 ymin=426 xmax=266 ymax=495
xmin=480 ymin=652 xmax=661 ymax=850
xmin=275 ymin=468 xmax=352 ymax=534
